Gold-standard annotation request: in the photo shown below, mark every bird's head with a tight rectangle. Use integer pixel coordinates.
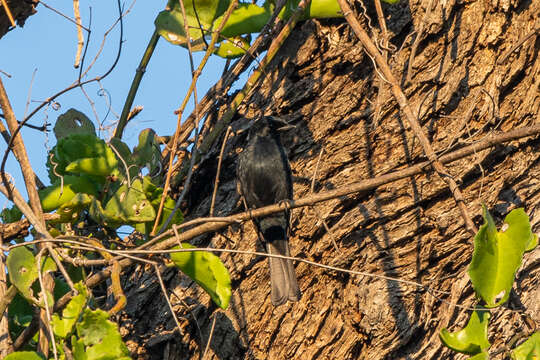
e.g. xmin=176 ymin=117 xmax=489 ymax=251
xmin=249 ymin=116 xmax=295 ymax=137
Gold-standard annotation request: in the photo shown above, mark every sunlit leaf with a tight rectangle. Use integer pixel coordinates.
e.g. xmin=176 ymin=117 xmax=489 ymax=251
xmin=216 ymin=3 xmax=271 ymax=38
xmin=3 ymin=351 xmax=45 ymax=360
xmin=48 ymin=134 xmax=118 ymax=182
xmin=170 ymin=243 xmax=231 ymax=309
xmin=72 ymin=309 xmax=131 ymax=360
xmin=440 ymin=310 xmax=490 ymax=355
xmin=7 ymin=247 xmax=40 ymax=302
xmin=105 ymin=178 xmax=156 ymax=223
xmin=511 ymin=332 xmax=540 ymax=360
xmin=52 ymin=282 xmax=88 ymax=339
xmin=155 ymin=0 xmax=229 ymax=50
xmin=39 ymin=175 xmax=97 ymax=212
xmin=7 ymin=247 xmax=57 ymax=307
xmin=214 ymin=35 xmax=250 ymax=58
xmin=469 ymin=206 xmax=534 ymax=307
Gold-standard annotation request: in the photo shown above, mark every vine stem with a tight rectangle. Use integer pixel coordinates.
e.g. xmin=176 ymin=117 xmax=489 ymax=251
xmin=113 ymin=30 xmax=160 ymax=139
xmin=337 ymin=0 xmax=477 ymax=234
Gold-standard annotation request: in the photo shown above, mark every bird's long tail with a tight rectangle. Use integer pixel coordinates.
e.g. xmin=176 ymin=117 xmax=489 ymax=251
xmin=262 ymin=223 xmax=301 ymax=306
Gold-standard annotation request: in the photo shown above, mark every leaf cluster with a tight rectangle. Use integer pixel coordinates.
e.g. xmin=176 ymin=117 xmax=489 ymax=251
xmin=439 ymin=206 xmax=539 ymax=359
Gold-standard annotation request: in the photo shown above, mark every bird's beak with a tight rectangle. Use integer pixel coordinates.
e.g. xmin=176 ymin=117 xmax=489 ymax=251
xmin=269 ymin=116 xmax=296 ymax=131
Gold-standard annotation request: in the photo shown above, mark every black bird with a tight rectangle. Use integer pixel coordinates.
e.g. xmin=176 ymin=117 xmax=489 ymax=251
xmin=237 ymin=116 xmax=301 ymax=306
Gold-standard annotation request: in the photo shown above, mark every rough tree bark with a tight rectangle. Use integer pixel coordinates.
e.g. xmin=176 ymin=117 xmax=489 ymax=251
xmin=118 ymin=0 xmax=539 ymax=358
xmin=0 ymin=0 xmax=38 ymax=40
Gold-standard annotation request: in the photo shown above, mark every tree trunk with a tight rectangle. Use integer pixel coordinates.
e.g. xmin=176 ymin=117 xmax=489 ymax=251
xmin=119 ymin=0 xmax=540 ymax=358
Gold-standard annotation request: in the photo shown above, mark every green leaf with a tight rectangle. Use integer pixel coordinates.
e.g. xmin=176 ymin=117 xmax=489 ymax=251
xmin=39 ymin=175 xmax=98 ymax=212
xmin=134 ymin=176 xmax=183 ymax=236
xmin=54 ymin=108 xmax=96 ymax=140
xmin=3 ymin=351 xmax=45 ymax=360
xmin=306 ymin=0 xmax=343 ymax=18
xmin=170 ymin=243 xmax=231 ymax=309
xmin=7 ymin=247 xmax=57 ymax=306
xmin=104 ymin=178 xmax=156 ymax=223
xmin=1 ymin=205 xmax=23 ymax=223
xmin=72 ymin=309 xmax=131 ymax=360
xmin=525 ymin=233 xmax=538 ymax=252
xmin=469 ymin=206 xmax=533 ymax=307
xmin=8 ymin=293 xmax=34 ymax=337
xmin=216 ymin=3 xmax=271 ymax=38
xmin=109 ymin=138 xmax=139 ymax=181
xmin=54 ymin=192 xmax=94 ymax=224
xmin=133 ymin=128 xmax=162 ymax=177
xmin=214 ymin=35 xmax=251 ymax=58
xmin=48 ymin=134 xmax=118 ymax=181
xmin=511 ymin=332 xmax=540 ymax=360
xmin=52 ymin=282 xmax=88 ymax=339
xmin=440 ymin=310 xmax=490 ymax=355
xmin=7 ymin=247 xmax=40 ymax=302
xmin=65 ymin=157 xmax=119 ymax=177
xmin=155 ymin=0 xmax=229 ymax=51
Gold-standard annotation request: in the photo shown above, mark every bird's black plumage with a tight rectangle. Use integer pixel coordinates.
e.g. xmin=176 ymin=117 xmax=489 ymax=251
xmin=237 ymin=116 xmax=301 ymax=306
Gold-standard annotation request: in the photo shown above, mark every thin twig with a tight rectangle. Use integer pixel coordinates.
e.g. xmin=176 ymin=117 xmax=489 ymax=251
xmin=210 ymin=126 xmax=232 ymax=216
xmin=23 ymin=0 xmax=124 ymax=125
xmin=497 ymin=21 xmax=540 ymax=64
xmin=202 ymin=312 xmax=218 ymax=359
xmin=37 ymin=0 xmax=90 ymax=31
xmin=154 ymin=263 xmax=186 ymax=338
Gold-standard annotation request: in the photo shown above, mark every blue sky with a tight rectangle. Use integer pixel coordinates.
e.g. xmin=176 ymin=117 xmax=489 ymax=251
xmin=0 ymin=0 xmax=231 ymax=202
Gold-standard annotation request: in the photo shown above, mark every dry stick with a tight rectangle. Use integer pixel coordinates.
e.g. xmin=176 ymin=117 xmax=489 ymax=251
xmin=0 ymin=0 xmax=15 ymax=27
xmin=202 ymin=313 xmax=218 ymax=360
xmin=0 ymin=79 xmax=72 ymax=269
xmin=0 ymin=285 xmax=16 ymax=320
xmin=405 ymin=0 xmax=435 ymax=85
xmin=497 ymin=20 xmax=540 ymax=64
xmin=77 ymin=122 xmax=540 ymax=298
xmin=373 ymin=0 xmax=389 ymax=127
xmin=308 ymin=146 xmax=340 ymax=252
xmin=210 ymin=126 xmax=232 ymax=216
xmin=337 ymin=0 xmax=477 ymax=234
xmin=152 ymin=0 xmax=240 ymax=235
xmin=73 ymin=0 xmax=84 ymax=68
xmin=0 ymin=80 xmax=55 ymax=355
xmin=0 ymin=80 xmax=44 ymax=225
xmin=153 ymin=263 xmax=187 ymax=343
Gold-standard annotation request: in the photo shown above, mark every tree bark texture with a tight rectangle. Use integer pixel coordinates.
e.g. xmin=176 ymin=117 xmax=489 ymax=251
xmin=0 ymin=0 xmax=38 ymax=40
xmin=119 ymin=0 xmax=540 ymax=358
